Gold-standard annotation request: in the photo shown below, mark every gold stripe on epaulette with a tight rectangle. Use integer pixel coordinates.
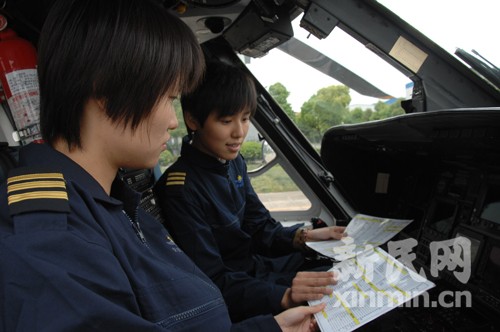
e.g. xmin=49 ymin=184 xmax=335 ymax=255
xmin=166 ymin=180 xmax=185 ymax=186
xmin=7 ymin=173 xmax=64 ymax=184
xmin=167 ymin=172 xmax=186 ymax=177
xmin=166 ymin=176 xmax=185 ymax=181
xmin=6 ymin=171 xmax=69 ymax=215
xmin=7 ymin=172 xmax=68 ymax=207
xmin=8 ymin=191 xmax=69 ymax=205
xmin=166 ymin=172 xmax=186 ymax=186
xmin=7 ymin=180 xmax=67 ymax=193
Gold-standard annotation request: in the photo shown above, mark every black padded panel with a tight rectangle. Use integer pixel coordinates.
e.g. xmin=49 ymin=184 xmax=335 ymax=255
xmin=0 ymin=143 xmax=18 ymax=184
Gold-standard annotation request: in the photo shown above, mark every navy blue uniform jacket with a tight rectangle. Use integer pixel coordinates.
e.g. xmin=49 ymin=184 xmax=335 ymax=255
xmin=0 ymin=143 xmax=279 ymax=331
xmin=154 ymin=137 xmax=303 ymax=321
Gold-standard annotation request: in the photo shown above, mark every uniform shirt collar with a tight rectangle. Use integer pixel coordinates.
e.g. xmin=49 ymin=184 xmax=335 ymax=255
xmin=19 ymin=143 xmax=139 ymax=207
xmin=180 ymin=135 xmax=229 ymax=175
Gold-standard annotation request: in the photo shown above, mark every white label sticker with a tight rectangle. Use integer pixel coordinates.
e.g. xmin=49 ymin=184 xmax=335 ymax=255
xmin=5 ymin=69 xmax=40 ymax=135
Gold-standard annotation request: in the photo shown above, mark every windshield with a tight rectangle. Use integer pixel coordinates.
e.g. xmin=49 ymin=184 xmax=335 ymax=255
xmin=378 ymin=0 xmax=499 ymax=89
xmin=244 ymin=0 xmax=499 ymax=146
xmin=247 ymin=20 xmax=410 ymax=111
xmin=378 ymin=0 xmax=499 ymax=69
xmin=245 ymin=11 xmax=409 ymax=145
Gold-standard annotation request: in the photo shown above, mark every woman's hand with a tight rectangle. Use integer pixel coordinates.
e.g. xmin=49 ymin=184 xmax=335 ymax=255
xmin=275 ymin=303 xmax=326 ymax=332
xmin=281 ymin=271 xmax=336 ymax=309
xmin=308 ymin=226 xmax=346 ymax=241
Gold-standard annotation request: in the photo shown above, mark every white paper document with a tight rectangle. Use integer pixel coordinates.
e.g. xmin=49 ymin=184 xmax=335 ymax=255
xmin=306 ymin=214 xmax=413 ymax=261
xmin=308 ymin=248 xmax=435 ymax=332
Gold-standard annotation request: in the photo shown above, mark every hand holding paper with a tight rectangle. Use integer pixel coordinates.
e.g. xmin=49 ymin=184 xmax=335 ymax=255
xmin=306 ymin=214 xmax=413 ymax=261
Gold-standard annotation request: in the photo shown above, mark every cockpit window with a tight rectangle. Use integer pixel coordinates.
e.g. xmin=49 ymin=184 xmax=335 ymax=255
xmin=378 ymin=0 xmax=499 ymax=89
xmin=244 ymin=0 xmax=499 ymax=146
xmin=245 ymin=14 xmax=409 ymax=145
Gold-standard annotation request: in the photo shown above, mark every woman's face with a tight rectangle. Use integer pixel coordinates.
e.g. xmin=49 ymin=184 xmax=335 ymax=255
xmin=107 ymin=93 xmax=179 ymax=170
xmin=190 ymin=108 xmax=251 ymax=161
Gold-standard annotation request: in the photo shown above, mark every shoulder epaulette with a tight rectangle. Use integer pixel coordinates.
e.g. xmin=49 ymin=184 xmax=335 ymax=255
xmin=7 ymin=166 xmax=70 ymax=216
xmin=164 ymin=171 xmax=186 ymax=187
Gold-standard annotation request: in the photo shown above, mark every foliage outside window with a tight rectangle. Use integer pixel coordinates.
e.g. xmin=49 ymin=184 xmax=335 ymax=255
xmin=269 ymin=83 xmax=405 ymax=144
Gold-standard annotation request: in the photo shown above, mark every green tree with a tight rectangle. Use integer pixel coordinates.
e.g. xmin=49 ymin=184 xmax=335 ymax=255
xmin=268 ymin=82 xmax=295 ymax=121
xmin=314 ymin=85 xmax=351 ymax=109
xmin=158 ymin=149 xmax=175 ymax=170
xmin=362 ymin=108 xmax=373 ymax=122
xmin=297 ymin=85 xmax=351 ymax=143
xmin=344 ymin=107 xmax=364 ymax=124
xmin=167 ymin=99 xmax=186 ymax=156
xmin=241 ymin=141 xmax=263 ymax=162
xmin=370 ymin=99 xmax=405 ymax=121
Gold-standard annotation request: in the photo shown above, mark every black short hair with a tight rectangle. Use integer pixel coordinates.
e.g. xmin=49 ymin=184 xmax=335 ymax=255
xmin=38 ymin=0 xmax=205 ymax=148
xmin=180 ymin=61 xmax=257 ymax=132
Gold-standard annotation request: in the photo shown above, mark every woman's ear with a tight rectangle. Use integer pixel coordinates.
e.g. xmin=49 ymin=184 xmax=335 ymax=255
xmin=184 ymin=111 xmax=201 ymax=131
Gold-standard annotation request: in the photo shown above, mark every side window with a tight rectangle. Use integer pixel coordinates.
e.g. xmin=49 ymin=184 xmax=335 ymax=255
xmin=159 ymin=100 xmax=184 ymax=173
xmin=241 ymin=124 xmax=311 ymax=212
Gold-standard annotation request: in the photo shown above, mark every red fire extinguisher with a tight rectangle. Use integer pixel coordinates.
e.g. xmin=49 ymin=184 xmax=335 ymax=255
xmin=0 ymin=14 xmax=43 ymax=144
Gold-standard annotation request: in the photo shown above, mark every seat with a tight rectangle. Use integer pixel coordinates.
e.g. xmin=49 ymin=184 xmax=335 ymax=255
xmin=0 ymin=142 xmax=18 ymax=184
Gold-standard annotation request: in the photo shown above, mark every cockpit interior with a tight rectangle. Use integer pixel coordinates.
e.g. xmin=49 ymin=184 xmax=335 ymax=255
xmin=1 ymin=0 xmax=500 ymax=330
